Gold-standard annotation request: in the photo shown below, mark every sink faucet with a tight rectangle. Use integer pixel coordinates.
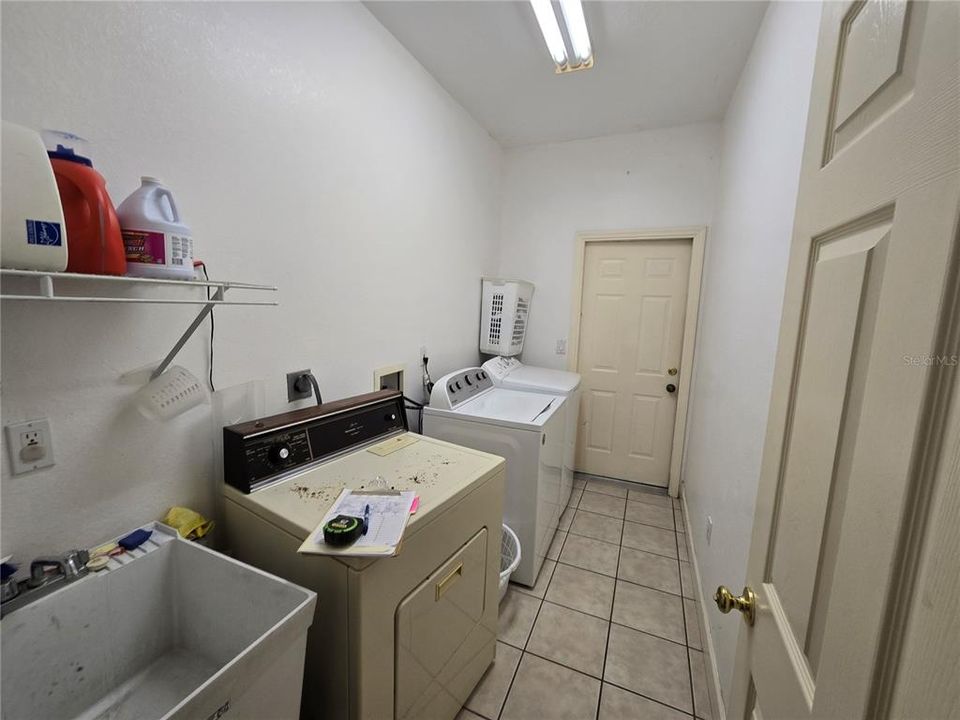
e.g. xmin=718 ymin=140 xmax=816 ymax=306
xmin=1 ymin=549 xmax=90 ymax=618
xmin=28 ymin=550 xmax=89 ymax=588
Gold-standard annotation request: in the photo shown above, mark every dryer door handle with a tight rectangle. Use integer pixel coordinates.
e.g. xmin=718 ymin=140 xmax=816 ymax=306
xmin=435 ymin=563 xmax=463 ymax=601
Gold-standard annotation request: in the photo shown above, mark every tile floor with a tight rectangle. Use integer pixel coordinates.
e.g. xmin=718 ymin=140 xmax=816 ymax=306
xmin=459 ymin=473 xmax=712 ymax=720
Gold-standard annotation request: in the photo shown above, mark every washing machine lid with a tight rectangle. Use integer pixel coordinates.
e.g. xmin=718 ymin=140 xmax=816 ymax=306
xmin=451 ymin=387 xmax=564 ymax=428
xmin=484 ymin=358 xmax=581 ymax=394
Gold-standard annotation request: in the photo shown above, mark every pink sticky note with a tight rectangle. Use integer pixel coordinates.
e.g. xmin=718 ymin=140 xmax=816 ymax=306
xmin=410 ymin=496 xmax=421 ymax=514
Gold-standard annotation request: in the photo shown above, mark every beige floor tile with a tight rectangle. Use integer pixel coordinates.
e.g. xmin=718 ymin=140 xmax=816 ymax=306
xmin=605 ymin=624 xmax=692 ymax=714
xmin=501 ymin=653 xmax=601 ymax=720
xmin=464 ymin=641 xmax=522 ymax=719
xmin=545 ymin=563 xmax=615 ymax=619
xmin=574 ymin=475 xmax=587 ymax=489
xmin=684 ymin=598 xmax=701 ymax=650
xmin=678 ymin=536 xmax=689 ymax=561
xmin=612 ymin=580 xmax=685 ymax=644
xmin=456 ymin=708 xmax=486 ymax=720
xmin=679 ymin=561 xmax=695 ymax=599
xmin=571 ymin=509 xmax=624 ymax=545
xmin=690 ymin=649 xmax=713 ymax=720
xmin=568 ymin=487 xmax=584 ymax=508
xmin=586 ymin=478 xmax=629 ymax=498
xmin=515 ymin=560 xmax=555 ymax=599
xmin=625 ymin=501 xmax=675 ymax=530
xmin=559 ymin=505 xmax=575 ymax=531
xmin=527 ymin=601 xmax=609 ymax=678
xmin=627 ymin=488 xmax=673 ymax=509
xmin=618 ymin=547 xmax=681 ymax=595
xmin=621 ymin=521 xmax=678 ymax=558
xmin=674 ymin=506 xmax=686 ymax=533
xmin=599 ymin=684 xmax=691 ymax=720
xmin=499 ymin=588 xmax=541 ymax=648
xmin=560 ymin=533 xmax=620 ymax=577
xmin=579 ymin=491 xmax=627 ymax=518
xmin=546 ymin=530 xmax=567 ymax=561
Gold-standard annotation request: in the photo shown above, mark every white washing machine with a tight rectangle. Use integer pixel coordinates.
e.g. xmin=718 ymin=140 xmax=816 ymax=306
xmin=482 ymin=357 xmax=581 ymax=509
xmin=422 ymin=367 xmax=566 ymax=588
xmin=221 ymin=390 xmax=505 ymax=720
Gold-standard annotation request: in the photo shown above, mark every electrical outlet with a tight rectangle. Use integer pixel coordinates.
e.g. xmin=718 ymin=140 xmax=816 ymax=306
xmin=706 ymin=515 xmax=714 ymax=545
xmin=286 ymin=369 xmax=313 ymax=402
xmin=5 ymin=418 xmax=55 ymax=474
xmin=555 ymin=339 xmax=567 ymax=355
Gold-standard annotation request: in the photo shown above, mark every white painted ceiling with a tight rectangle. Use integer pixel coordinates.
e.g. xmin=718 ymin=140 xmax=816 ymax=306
xmin=366 ymin=1 xmax=768 ymax=147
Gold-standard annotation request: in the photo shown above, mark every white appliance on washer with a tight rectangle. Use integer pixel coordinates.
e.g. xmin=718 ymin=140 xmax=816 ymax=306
xmin=422 ymin=367 xmax=566 ymax=588
xmin=482 ymin=357 xmax=581 ymax=509
xmin=221 ymin=390 xmax=505 ymax=720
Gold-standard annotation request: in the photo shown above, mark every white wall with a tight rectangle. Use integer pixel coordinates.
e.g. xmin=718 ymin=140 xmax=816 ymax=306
xmin=1 ymin=2 xmax=500 ymax=564
xmin=498 ymin=124 xmax=722 ymax=367
xmin=681 ymin=0 xmax=822 ymax=705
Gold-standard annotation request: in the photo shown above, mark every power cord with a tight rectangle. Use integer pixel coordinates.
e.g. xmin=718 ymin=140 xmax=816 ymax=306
xmin=294 ymin=372 xmax=323 ymax=406
xmin=402 ymin=394 xmax=425 ymax=433
xmin=196 ymin=261 xmax=216 ymax=393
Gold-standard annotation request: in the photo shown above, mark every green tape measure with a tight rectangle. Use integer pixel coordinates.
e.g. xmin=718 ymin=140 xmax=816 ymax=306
xmin=323 ymin=514 xmax=363 ymax=546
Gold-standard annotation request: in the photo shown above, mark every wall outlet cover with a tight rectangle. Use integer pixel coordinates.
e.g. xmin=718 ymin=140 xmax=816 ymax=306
xmin=286 ymin=369 xmax=313 ymax=402
xmin=5 ymin=418 xmax=55 ymax=475
xmin=555 ymin=339 xmax=567 ymax=355
xmin=374 ymin=364 xmax=405 ymax=392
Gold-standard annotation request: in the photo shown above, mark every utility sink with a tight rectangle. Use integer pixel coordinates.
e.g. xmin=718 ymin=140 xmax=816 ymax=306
xmin=1 ymin=527 xmax=316 ymax=720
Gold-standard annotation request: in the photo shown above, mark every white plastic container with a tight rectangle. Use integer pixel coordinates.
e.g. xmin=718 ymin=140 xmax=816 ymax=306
xmin=479 ymin=277 xmax=534 ymax=357
xmin=0 ymin=122 xmax=69 ymax=271
xmin=499 ymin=523 xmax=521 ymax=603
xmin=116 ymin=176 xmax=195 ymax=279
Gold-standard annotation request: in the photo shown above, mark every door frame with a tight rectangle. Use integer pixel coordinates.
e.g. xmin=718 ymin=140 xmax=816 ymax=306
xmin=568 ymin=226 xmax=707 ymax=498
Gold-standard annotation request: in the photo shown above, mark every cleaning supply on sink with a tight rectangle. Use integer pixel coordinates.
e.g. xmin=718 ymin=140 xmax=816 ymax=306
xmin=117 ymin=528 xmax=152 ymax=551
xmin=1 ymin=123 xmax=69 ymax=271
xmin=43 ymin=130 xmax=126 ymax=275
xmin=85 ymin=556 xmax=109 ymax=572
xmin=116 ymin=176 xmax=195 ymax=280
xmin=161 ymin=506 xmax=214 ymax=540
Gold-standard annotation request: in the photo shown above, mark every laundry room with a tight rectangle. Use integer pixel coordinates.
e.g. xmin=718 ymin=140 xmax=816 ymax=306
xmin=2 ymin=2 xmax=958 ymax=720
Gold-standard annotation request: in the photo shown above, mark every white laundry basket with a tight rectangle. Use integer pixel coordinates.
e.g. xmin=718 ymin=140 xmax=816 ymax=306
xmin=499 ymin=524 xmax=521 ymax=603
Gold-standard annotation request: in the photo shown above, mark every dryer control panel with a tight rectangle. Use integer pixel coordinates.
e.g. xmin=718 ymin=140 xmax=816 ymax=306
xmin=223 ymin=390 xmax=407 ymax=493
xmin=429 ymin=367 xmax=494 ymax=409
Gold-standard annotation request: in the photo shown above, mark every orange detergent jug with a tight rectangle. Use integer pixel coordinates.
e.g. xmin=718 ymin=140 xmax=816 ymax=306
xmin=44 ymin=131 xmax=126 ymax=275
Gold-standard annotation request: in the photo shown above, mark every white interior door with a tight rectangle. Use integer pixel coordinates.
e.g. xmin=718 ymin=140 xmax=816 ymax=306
xmin=576 ymin=240 xmax=691 ymax=487
xmin=722 ymin=2 xmax=960 ymax=718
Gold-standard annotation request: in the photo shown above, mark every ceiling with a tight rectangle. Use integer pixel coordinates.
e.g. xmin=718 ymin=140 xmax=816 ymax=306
xmin=366 ymin=1 xmax=768 ymax=147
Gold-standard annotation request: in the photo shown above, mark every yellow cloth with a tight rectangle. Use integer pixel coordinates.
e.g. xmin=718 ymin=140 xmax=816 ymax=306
xmin=162 ymin=506 xmax=214 ymax=540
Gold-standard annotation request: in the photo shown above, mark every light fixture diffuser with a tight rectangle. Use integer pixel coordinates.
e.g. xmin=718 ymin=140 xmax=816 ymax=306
xmin=529 ymin=0 xmax=568 ymax=68
xmin=559 ymin=0 xmax=592 ymax=65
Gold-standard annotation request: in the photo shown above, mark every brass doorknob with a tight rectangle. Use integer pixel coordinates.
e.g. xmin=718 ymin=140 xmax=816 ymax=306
xmin=714 ymin=585 xmax=756 ymax=626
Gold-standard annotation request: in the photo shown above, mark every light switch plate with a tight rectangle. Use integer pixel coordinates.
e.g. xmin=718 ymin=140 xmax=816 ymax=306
xmin=555 ymin=339 xmax=567 ymax=355
xmin=5 ymin=418 xmax=55 ymax=475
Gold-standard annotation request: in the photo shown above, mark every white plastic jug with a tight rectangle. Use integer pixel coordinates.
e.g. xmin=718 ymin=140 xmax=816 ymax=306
xmin=1 ymin=123 xmax=69 ymax=272
xmin=117 ymin=177 xmax=194 ymax=280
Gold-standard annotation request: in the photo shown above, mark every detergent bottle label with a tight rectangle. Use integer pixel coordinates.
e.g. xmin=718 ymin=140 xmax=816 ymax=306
xmin=123 ymin=229 xmax=192 ymax=266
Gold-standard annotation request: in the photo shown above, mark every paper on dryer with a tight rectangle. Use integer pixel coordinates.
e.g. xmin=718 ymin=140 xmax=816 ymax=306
xmin=298 ymin=488 xmax=417 ymax=557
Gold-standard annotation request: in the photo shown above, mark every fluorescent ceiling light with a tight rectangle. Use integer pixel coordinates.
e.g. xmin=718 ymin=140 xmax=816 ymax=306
xmin=530 ymin=0 xmax=568 ymax=67
xmin=559 ymin=0 xmax=592 ymax=64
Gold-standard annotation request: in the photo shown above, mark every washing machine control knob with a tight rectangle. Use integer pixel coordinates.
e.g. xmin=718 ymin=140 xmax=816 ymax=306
xmin=464 ymin=375 xmax=473 ymax=386
xmin=269 ymin=443 xmax=292 ymax=464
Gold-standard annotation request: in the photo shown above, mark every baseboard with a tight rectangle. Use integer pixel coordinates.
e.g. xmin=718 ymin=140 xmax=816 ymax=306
xmin=681 ymin=492 xmax=727 ymax=720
